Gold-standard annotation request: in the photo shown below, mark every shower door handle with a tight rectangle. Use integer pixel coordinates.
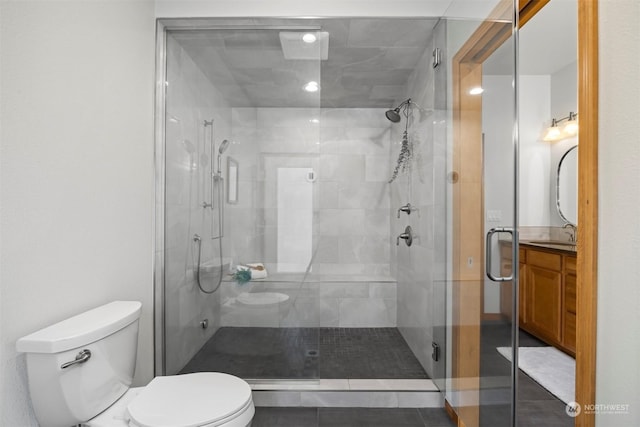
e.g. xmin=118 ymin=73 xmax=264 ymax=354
xmin=486 ymin=227 xmax=513 ymax=282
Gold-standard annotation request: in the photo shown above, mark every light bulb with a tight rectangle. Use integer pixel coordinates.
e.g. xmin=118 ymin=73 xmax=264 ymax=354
xmin=562 ymin=119 xmax=579 ymax=137
xmin=543 ymin=120 xmax=563 ymax=142
xmin=302 ymin=33 xmax=317 ymax=43
xmin=304 ymin=81 xmax=319 ymax=92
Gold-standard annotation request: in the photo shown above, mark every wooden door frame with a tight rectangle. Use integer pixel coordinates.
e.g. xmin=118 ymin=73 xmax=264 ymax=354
xmin=450 ymin=1 xmax=598 ymax=426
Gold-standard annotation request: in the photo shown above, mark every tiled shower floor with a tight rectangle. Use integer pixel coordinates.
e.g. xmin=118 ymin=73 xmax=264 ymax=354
xmin=179 ymin=327 xmax=429 ymax=380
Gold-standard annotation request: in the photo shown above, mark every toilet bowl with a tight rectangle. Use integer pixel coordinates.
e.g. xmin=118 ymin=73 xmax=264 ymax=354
xmin=85 ymin=373 xmax=254 ymax=427
xmin=16 ymin=301 xmax=254 ymax=427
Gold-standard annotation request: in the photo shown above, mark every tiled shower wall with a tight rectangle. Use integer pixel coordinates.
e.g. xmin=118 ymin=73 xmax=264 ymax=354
xmin=163 ymin=35 xmax=232 ymax=375
xmin=390 ymin=21 xmax=448 ymax=381
xmin=228 ymin=108 xmax=393 ymax=276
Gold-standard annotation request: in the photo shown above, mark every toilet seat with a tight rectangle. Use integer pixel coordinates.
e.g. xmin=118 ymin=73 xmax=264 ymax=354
xmin=127 ymin=373 xmax=253 ymax=427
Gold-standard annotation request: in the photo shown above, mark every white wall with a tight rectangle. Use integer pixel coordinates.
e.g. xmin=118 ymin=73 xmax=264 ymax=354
xmin=519 ymin=76 xmax=552 ymax=226
xmin=596 ymin=0 xmax=640 ymax=425
xmin=0 ymin=1 xmax=155 ymax=425
xmin=549 ymin=61 xmax=578 ymax=226
xmin=482 ymin=75 xmax=550 ymax=313
xmin=482 ymin=75 xmax=517 ymax=313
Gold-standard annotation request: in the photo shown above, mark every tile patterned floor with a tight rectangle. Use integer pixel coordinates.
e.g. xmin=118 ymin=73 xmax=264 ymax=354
xmin=179 ymin=323 xmax=572 ymax=426
xmin=180 ymin=327 xmax=428 ymax=380
xmin=479 ymin=322 xmax=574 ymax=427
xmin=319 ymin=328 xmax=429 ymax=379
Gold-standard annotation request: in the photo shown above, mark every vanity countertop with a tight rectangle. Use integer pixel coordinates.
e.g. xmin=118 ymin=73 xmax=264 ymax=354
xmin=500 ymin=239 xmax=577 ymax=254
xmin=520 ymin=240 xmax=576 ymax=253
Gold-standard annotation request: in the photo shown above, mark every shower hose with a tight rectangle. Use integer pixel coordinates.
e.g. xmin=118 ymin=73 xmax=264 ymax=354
xmin=193 ymin=177 xmax=224 ymax=294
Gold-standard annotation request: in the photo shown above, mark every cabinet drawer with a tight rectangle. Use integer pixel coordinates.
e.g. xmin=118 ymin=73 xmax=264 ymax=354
xmin=565 ymin=255 xmax=577 ymax=273
xmin=519 ymin=248 xmax=526 ymax=263
xmin=528 ymin=250 xmax=562 ymax=271
xmin=564 ymin=312 xmax=577 ymax=352
xmin=565 ymin=273 xmax=577 ymax=314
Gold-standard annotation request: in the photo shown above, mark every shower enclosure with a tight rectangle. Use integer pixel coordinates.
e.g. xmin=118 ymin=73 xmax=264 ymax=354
xmin=155 ymin=5 xmax=519 ymax=426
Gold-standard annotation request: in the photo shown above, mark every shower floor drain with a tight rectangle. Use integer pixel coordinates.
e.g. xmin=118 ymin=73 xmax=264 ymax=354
xmin=305 ymin=349 xmax=319 ymax=357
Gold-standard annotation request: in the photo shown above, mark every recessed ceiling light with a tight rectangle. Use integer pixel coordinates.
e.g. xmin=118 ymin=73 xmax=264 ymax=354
xmin=304 ymin=81 xmax=319 ymax=93
xmin=469 ymin=86 xmax=484 ymax=95
xmin=302 ymin=33 xmax=317 ymax=43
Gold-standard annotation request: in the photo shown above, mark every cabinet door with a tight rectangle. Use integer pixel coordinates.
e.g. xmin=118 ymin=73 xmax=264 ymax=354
xmin=519 ymin=262 xmax=527 ymax=326
xmin=499 ymin=245 xmax=513 ymax=319
xmin=563 ymin=272 xmax=577 ymax=353
xmin=527 ymin=266 xmax=563 ymax=343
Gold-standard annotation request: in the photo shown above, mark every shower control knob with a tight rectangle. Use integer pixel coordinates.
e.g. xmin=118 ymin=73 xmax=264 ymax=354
xmin=397 ymin=203 xmax=413 ymax=218
xmin=396 ymin=226 xmax=413 ymax=247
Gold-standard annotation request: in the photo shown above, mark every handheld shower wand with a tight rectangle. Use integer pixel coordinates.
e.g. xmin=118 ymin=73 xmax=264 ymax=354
xmin=216 ymin=139 xmax=230 ymax=179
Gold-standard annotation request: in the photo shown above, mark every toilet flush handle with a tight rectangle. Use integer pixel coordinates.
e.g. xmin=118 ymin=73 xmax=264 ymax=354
xmin=61 ymin=349 xmax=92 ymax=369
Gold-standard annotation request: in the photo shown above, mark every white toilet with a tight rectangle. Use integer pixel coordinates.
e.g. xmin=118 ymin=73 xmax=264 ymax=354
xmin=16 ymin=301 xmax=254 ymax=427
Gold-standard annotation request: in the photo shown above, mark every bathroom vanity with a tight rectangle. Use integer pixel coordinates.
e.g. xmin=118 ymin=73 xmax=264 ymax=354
xmin=500 ymin=241 xmax=577 ymax=357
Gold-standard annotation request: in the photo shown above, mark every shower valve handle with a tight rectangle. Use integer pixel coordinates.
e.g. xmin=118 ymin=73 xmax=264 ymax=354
xmin=396 ymin=226 xmax=413 ymax=247
xmin=397 ymin=203 xmax=413 ymax=218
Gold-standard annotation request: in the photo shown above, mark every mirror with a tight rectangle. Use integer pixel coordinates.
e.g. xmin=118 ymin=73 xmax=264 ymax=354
xmin=227 ymin=157 xmax=238 ymax=204
xmin=557 ymin=145 xmax=578 ymax=225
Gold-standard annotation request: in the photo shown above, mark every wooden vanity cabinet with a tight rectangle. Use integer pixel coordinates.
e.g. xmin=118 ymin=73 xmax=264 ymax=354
xmin=527 ymin=250 xmax=563 ymax=344
xmin=563 ymin=257 xmax=577 ymax=353
xmin=500 ymin=242 xmax=576 ymax=357
xmin=499 ymin=246 xmax=527 ymax=326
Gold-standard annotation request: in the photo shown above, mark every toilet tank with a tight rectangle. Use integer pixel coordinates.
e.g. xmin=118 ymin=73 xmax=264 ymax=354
xmin=16 ymin=301 xmax=142 ymax=427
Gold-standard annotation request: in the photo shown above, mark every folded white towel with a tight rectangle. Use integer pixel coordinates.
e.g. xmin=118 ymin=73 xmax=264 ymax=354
xmin=237 ymin=263 xmax=268 ymax=280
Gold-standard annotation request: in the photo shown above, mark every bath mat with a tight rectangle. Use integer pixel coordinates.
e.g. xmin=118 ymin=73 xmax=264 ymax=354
xmin=497 ymin=346 xmax=575 ymax=404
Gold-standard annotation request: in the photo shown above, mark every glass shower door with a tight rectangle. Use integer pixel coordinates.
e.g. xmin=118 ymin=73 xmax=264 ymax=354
xmin=161 ymin=26 xmax=323 ymax=380
xmin=445 ymin=1 xmax=519 ymax=426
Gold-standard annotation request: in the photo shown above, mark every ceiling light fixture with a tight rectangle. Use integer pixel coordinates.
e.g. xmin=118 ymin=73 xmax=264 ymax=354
xmin=304 ymin=81 xmax=319 ymax=93
xmin=302 ymin=33 xmax=317 ymax=43
xmin=543 ymin=112 xmax=579 ymax=142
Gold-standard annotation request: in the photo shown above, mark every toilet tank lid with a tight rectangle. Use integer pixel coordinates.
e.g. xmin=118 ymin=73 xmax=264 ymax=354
xmin=16 ymin=301 xmax=142 ymax=354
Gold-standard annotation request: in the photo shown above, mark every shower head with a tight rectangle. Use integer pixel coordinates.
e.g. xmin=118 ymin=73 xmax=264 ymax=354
xmin=385 ymin=98 xmax=412 ymax=123
xmin=385 ymin=108 xmax=401 ymax=123
xmin=216 ymin=139 xmax=231 ymax=176
xmin=219 ymin=139 xmax=230 ymax=154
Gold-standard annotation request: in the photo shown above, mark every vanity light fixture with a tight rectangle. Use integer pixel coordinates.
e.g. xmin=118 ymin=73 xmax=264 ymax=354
xmin=543 ymin=118 xmax=563 ymax=142
xmin=543 ymin=111 xmax=578 ymax=142
xmin=562 ymin=112 xmax=579 ymax=137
